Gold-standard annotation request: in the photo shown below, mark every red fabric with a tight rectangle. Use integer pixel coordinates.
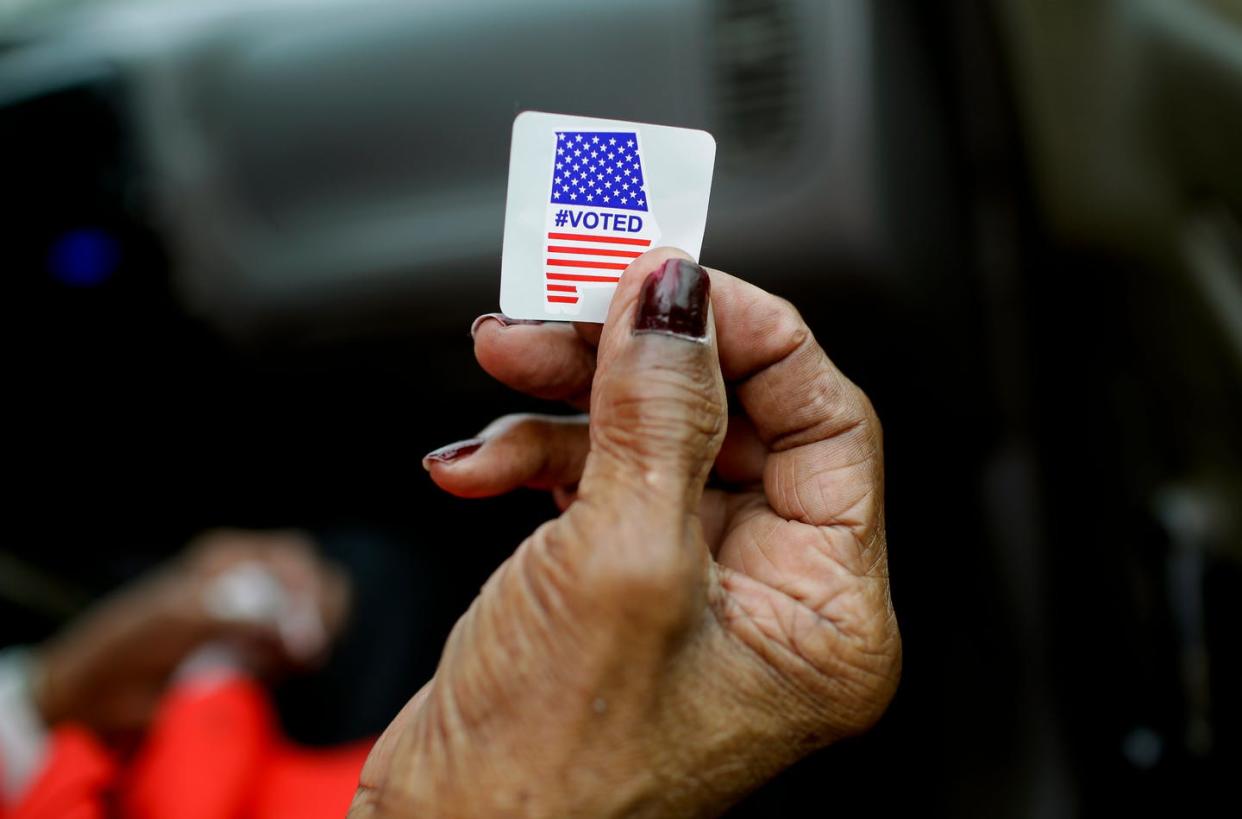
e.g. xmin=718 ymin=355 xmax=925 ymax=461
xmin=2 ymin=726 xmax=115 ymax=819
xmin=252 ymin=741 xmax=372 ymax=819
xmin=122 ymin=678 xmax=371 ymax=819
xmin=120 ymin=677 xmax=275 ymax=819
xmin=3 ymin=679 xmax=372 ymax=819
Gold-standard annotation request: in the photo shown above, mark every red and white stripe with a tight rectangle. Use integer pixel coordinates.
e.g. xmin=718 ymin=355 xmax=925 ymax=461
xmin=545 ymin=231 xmax=652 ymax=304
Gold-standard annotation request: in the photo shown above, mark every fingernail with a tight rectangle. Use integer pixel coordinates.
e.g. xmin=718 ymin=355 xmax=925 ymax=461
xmin=470 ymin=313 xmax=544 ymax=339
xmin=634 ymin=259 xmax=710 ymax=340
xmin=422 ymin=438 xmax=484 ymax=469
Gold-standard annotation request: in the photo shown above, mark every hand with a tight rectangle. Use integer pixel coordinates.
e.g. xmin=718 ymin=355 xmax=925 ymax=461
xmin=353 ymin=250 xmax=900 ymax=817
xmin=34 ymin=529 xmax=350 ymax=738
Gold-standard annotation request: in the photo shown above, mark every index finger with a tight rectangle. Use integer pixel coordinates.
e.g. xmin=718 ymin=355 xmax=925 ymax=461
xmin=708 ymin=270 xmax=874 ymax=446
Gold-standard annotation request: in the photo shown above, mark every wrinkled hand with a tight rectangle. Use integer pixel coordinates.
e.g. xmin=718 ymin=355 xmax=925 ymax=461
xmin=354 ymin=250 xmax=900 ymax=817
xmin=35 ymin=529 xmax=350 ymax=738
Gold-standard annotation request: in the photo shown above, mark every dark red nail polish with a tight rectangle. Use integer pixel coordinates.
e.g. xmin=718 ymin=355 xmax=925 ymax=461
xmin=469 ymin=313 xmax=544 ymax=339
xmin=422 ymin=438 xmax=484 ymax=468
xmin=634 ymin=259 xmax=710 ymax=340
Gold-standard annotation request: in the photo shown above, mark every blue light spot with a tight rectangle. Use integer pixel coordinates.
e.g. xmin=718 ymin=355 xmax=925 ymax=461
xmin=48 ymin=228 xmax=121 ymax=287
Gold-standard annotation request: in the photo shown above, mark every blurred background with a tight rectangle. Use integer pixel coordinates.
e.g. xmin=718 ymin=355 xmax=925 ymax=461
xmin=1 ymin=0 xmax=1240 ymax=815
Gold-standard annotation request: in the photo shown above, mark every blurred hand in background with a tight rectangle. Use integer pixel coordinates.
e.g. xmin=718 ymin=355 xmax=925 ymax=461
xmin=32 ymin=529 xmax=350 ymax=740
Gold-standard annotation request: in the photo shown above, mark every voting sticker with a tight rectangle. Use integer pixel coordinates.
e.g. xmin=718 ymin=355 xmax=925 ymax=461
xmin=500 ymin=111 xmax=716 ymax=323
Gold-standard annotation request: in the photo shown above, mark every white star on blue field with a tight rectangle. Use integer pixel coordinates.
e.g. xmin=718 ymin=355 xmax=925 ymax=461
xmin=550 ymin=131 xmax=648 ymax=212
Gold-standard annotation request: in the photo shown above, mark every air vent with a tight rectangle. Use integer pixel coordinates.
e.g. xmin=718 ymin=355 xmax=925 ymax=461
xmin=713 ymin=0 xmax=799 ymax=156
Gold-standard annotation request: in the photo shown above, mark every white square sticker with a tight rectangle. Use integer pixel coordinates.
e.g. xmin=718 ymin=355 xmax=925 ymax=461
xmin=500 ymin=111 xmax=716 ymax=323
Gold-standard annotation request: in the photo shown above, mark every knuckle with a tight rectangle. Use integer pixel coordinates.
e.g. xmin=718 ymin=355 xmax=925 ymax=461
xmin=592 ymin=365 xmax=725 ymax=466
xmin=767 ymin=295 xmax=813 ymax=357
xmin=557 ymin=502 xmax=698 ymax=629
xmin=775 ymin=296 xmax=811 ymax=336
xmin=848 ymin=392 xmax=885 ymax=475
xmin=596 ymin=548 xmax=693 ymax=608
xmin=850 ymin=382 xmax=880 ymax=429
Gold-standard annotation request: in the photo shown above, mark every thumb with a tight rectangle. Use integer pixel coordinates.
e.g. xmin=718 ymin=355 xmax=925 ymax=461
xmin=577 ymin=250 xmax=727 ymax=522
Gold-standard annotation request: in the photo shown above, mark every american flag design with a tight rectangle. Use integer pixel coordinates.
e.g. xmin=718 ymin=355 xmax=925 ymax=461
xmin=543 ymin=130 xmax=660 ymax=310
